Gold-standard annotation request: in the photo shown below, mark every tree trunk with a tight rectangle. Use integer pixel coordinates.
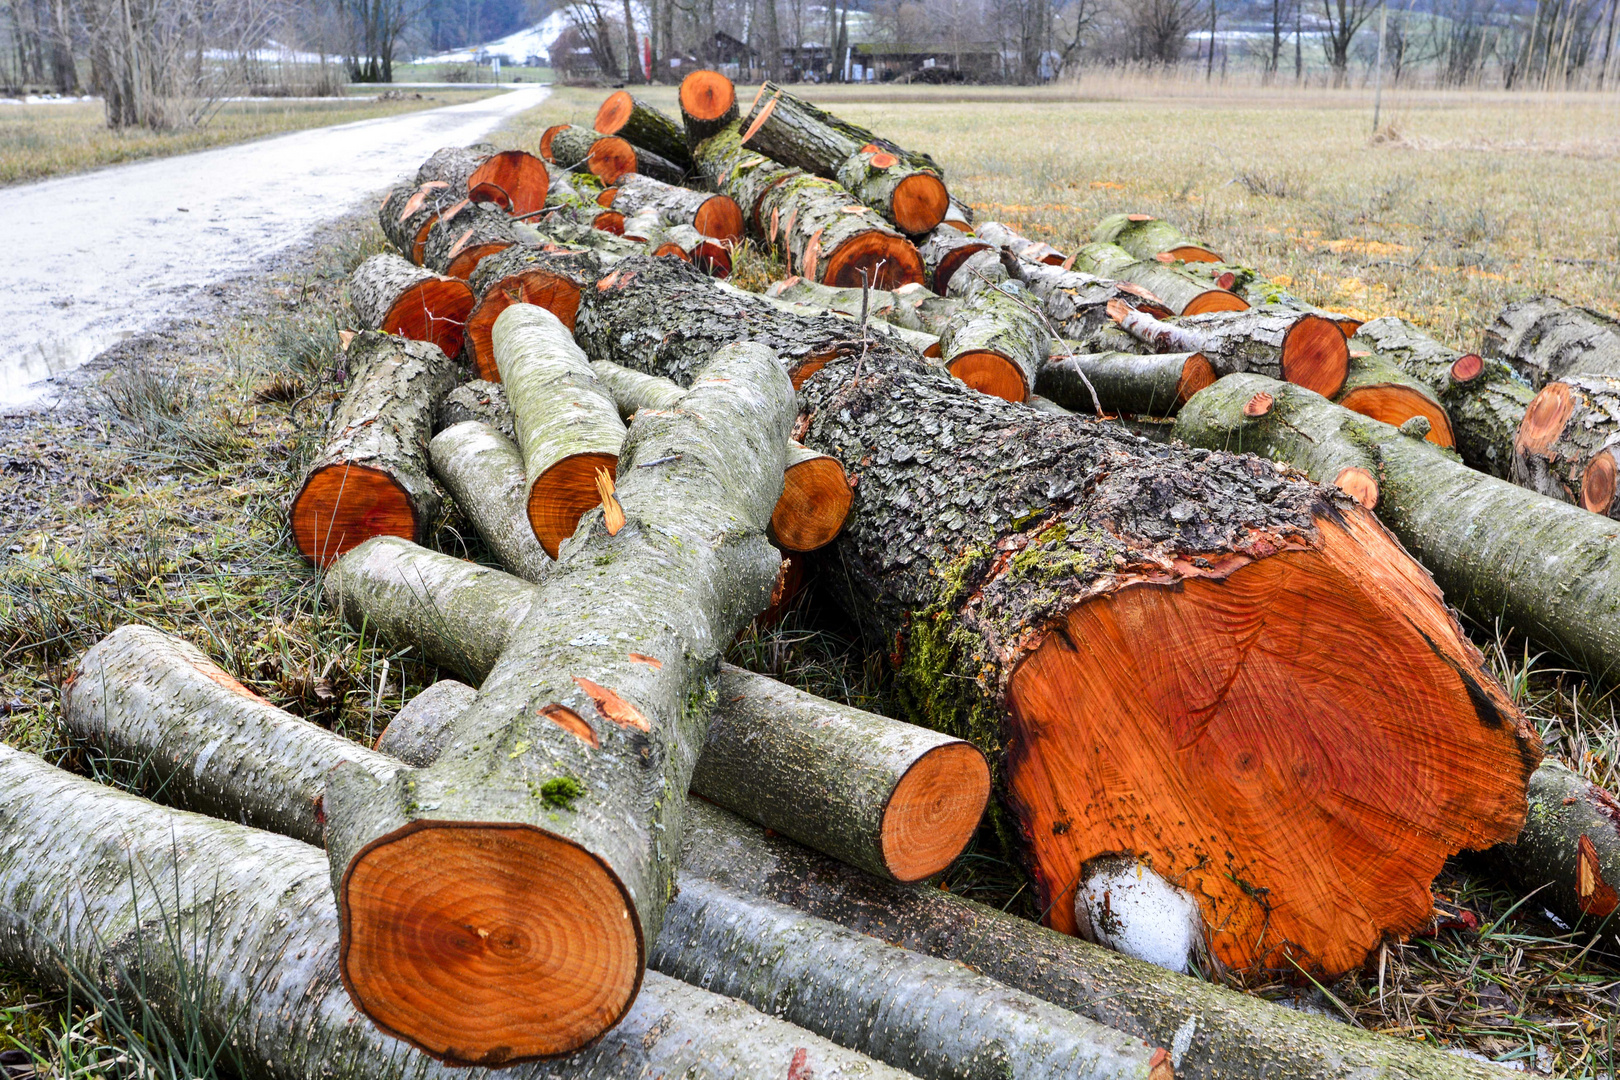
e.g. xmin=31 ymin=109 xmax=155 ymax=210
xmin=0 ymin=746 xmax=908 ymax=1080
xmin=917 ymin=226 xmax=991 ymax=294
xmin=594 ymin=92 xmax=694 ymax=169
xmin=1494 ymin=761 xmax=1620 ymax=929
xmin=1171 ymin=371 xmax=1620 ymax=686
xmin=1004 ymin=258 xmax=1173 ymax=349
xmin=421 ymin=200 xmax=517 ymax=279
xmin=429 ymin=420 xmax=554 ymax=581
xmin=438 ymin=379 xmax=515 ymax=439
xmin=491 ymin=305 xmax=628 ymax=559
xmin=1352 ymin=316 xmax=1534 ymax=478
xmin=768 ymin=277 xmax=959 ymax=338
xmin=1091 ymin=213 xmax=1223 ymax=263
xmin=609 ymin=170 xmax=744 ymax=242
xmin=741 ymin=280 xmax=944 ymax=357
xmin=1483 ymin=294 xmax=1620 ymax=388
xmin=746 ymin=168 xmax=925 ymax=290
xmin=741 ymin=78 xmax=943 ymax=176
xmin=1039 ymin=350 xmax=1216 ymax=417
xmin=375 ymin=679 xmax=479 ymax=764
xmin=466 ymin=149 xmax=553 ymax=215
xmin=414 ymin=143 xmax=493 ymax=190
xmin=1513 ymin=374 xmax=1620 ymax=517
xmin=465 ymin=247 xmax=611 ymax=381
xmin=290 ymin=332 xmax=456 ymax=566
xmin=973 ymin=220 xmax=1066 ymax=265
xmin=380 ymin=181 xmax=463 ymax=265
xmin=319 ymin=340 xmax=792 ymax=1063
xmin=689 ymin=116 xmax=800 ymax=232
xmin=350 ymin=252 xmax=475 ymax=362
xmin=567 ymin=264 xmax=1539 ymax=979
xmin=1113 ymin=303 xmax=1349 ymax=398
xmin=937 ymin=282 xmax=1051 ymax=402
xmin=1333 ymin=348 xmax=1456 ymax=448
xmin=678 ymin=69 xmax=740 ymax=144
xmin=544 ymin=125 xmax=685 ymax=185
xmin=679 ymin=800 xmax=1522 ymax=1080
xmin=1071 ymin=242 xmax=1248 ymax=316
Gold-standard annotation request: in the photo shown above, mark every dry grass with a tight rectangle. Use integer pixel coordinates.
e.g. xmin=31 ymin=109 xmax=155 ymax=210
xmin=0 ymin=87 xmax=503 ymax=186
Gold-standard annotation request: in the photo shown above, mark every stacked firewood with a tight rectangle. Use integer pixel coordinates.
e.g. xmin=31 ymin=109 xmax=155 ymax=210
xmin=8 ymin=70 xmax=1620 ymax=1080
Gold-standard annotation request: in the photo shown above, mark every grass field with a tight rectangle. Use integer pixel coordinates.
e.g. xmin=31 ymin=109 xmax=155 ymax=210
xmin=2 ymin=85 xmax=1619 ymax=1076
xmin=0 ymin=86 xmax=504 ymax=186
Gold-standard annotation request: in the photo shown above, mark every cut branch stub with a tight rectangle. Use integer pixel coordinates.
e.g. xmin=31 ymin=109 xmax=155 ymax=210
xmin=467 ymin=149 xmax=552 ymax=216
xmin=491 ymin=304 xmax=627 ymax=558
xmin=350 ymin=252 xmax=474 ymax=361
xmin=290 ymin=331 xmax=456 ymax=565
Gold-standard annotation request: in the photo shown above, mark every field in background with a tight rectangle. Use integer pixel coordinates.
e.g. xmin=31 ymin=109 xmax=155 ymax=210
xmin=0 ymin=86 xmax=504 ymax=186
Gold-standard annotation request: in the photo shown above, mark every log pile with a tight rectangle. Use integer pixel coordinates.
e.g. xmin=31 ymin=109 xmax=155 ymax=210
xmin=19 ymin=69 xmax=1620 ymax=1080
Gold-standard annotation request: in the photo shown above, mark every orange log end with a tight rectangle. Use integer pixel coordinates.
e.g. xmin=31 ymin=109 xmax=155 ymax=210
xmin=890 ymin=173 xmax=949 ymax=236
xmin=881 ymin=742 xmax=991 ymax=882
xmin=291 ymin=463 xmax=417 ymax=566
xmin=528 ymin=454 xmax=620 ymax=558
xmin=821 ymin=231 xmax=925 ymax=291
xmin=588 ymin=137 xmax=638 ymax=185
xmin=1180 ymin=290 xmax=1250 ymax=317
xmin=465 ymin=271 xmax=585 ymax=382
xmin=1516 ymin=381 xmax=1575 ymax=457
xmin=594 ymin=90 xmax=634 ymax=135
xmin=1279 ymin=314 xmax=1350 ymax=399
xmin=1450 ymin=353 xmax=1484 ymax=383
xmin=469 ymin=150 xmax=550 ymax=216
xmin=1177 ymin=354 xmax=1218 ymax=404
xmin=382 ymin=278 xmax=476 ymax=362
xmin=1334 ymin=466 xmax=1380 ymax=509
xmin=948 ymin=352 xmax=1028 ymax=403
xmin=772 ymin=455 xmax=852 ymax=552
xmin=680 ymin=69 xmax=736 ymax=122
xmin=1338 ymin=385 xmax=1456 ymax=447
xmin=1582 ymin=449 xmax=1618 ymax=515
xmin=693 ymin=195 xmax=745 ymax=243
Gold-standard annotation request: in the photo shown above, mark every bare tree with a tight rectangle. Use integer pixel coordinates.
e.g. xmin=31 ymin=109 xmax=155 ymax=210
xmin=1319 ymin=0 xmax=1380 ymax=85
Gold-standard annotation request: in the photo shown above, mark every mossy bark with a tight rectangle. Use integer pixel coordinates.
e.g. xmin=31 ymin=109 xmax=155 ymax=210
xmin=1091 ymin=213 xmax=1222 ymax=263
xmin=595 ymin=93 xmax=693 ymax=169
xmin=916 ymin=227 xmax=989 ymax=294
xmin=542 ymin=124 xmax=608 ymax=168
xmin=754 ymin=170 xmax=924 ymax=289
xmin=1483 ymin=294 xmax=1620 ymax=388
xmin=420 ymin=201 xmax=516 ymax=278
xmin=428 ymin=420 xmax=553 ymax=582
xmin=1070 ymin=242 xmax=1244 ymax=316
xmin=1493 ymin=761 xmax=1620 ymax=928
xmin=691 ymin=119 xmax=801 ymax=232
xmin=609 ymin=171 xmax=742 ymax=241
xmin=973 ymin=221 xmax=1066 ymax=266
xmin=1116 ymin=304 xmax=1347 ymax=397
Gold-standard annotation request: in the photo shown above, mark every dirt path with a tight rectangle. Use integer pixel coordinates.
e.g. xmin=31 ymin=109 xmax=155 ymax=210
xmin=0 ymin=84 xmax=548 ymax=406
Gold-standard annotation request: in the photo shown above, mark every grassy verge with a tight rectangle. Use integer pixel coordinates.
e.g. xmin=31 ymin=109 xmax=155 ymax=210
xmin=0 ymin=86 xmax=505 ymax=186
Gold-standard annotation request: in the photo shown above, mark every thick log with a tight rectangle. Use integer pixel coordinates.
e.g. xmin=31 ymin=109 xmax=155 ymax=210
xmin=381 ymin=181 xmax=463 ymax=264
xmin=0 ymin=745 xmax=913 ymax=1080
xmin=1494 ymin=761 xmax=1620 ymax=929
xmin=917 ymin=226 xmax=989 ymax=294
xmin=289 ymin=332 xmax=456 ymax=566
xmin=609 ymin=170 xmax=743 ymax=242
xmin=415 ymin=143 xmax=492 ymax=190
xmin=1091 ymin=213 xmax=1222 ymax=264
xmin=465 ymin=149 xmax=551 ymax=215
xmin=464 ymin=246 xmax=610 ymax=381
xmin=376 ymin=680 xmax=479 ymax=764
xmin=1171 ymin=372 xmax=1620 ymax=683
xmin=1003 ymin=258 xmax=1172 ymax=349
xmin=319 ymin=341 xmax=792 ymax=1062
xmin=678 ymin=69 xmax=740 ymax=145
xmin=740 ymin=83 xmax=948 ymax=234
xmin=1113 ymin=302 xmax=1349 ymax=398
xmin=1072 ymin=242 xmax=1248 ymax=316
xmin=429 ymin=420 xmax=553 ymax=581
xmin=756 ymin=171 xmax=925 ymax=289
xmin=1352 ymin=317 xmax=1534 ymax=478
xmin=1512 ymin=374 xmax=1620 ymax=516
xmin=769 ymin=276 xmax=958 ymax=338
xmin=350 ymin=252 xmax=474 ymax=361
xmin=1333 ymin=349 xmax=1456 ymax=448
xmin=594 ymin=91 xmax=693 ymax=169
xmin=940 ymin=246 xmax=1008 ymax=298
xmin=491 ymin=305 xmax=627 ymax=558
xmin=421 ymin=200 xmax=517 ymax=279
xmin=938 ymin=282 xmax=1050 ymax=402
xmin=1039 ymin=350 xmax=1215 ymax=417
xmin=437 ymin=378 xmax=514 ymax=438
xmin=619 ymin=208 xmax=730 ymax=276
xmin=1483 ymin=294 xmax=1620 ymax=387
xmin=737 ymin=78 xmax=943 ymax=177
xmin=545 ymin=124 xmax=683 ymax=185
xmin=690 ymin=117 xmax=800 ymax=233
xmin=973 ymin=220 xmax=1065 ymax=265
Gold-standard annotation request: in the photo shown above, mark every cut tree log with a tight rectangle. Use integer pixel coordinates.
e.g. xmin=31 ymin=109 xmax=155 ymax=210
xmin=429 ymin=420 xmax=553 ymax=581
xmin=1091 ymin=213 xmax=1222 ymax=263
xmin=375 ymin=679 xmax=479 ymax=765
xmin=464 ymin=245 xmax=610 ymax=381
xmin=678 ymin=69 xmax=740 ymax=144
xmin=1352 ymin=317 xmax=1534 ymax=478
xmin=689 ymin=116 xmax=801 ymax=233
xmin=1039 ymin=350 xmax=1216 ymax=417
xmin=619 ymin=208 xmax=731 ymax=276
xmin=421 ymin=200 xmax=517 ymax=279
xmin=594 ymin=91 xmax=694 ymax=169
xmin=741 ymin=82 xmax=949 ymax=234
xmin=571 ymin=270 xmax=1541 ymax=978
xmin=738 ymin=280 xmax=944 ymax=358
xmin=319 ymin=341 xmax=792 ymax=1062
xmin=1004 ymin=258 xmax=1172 ymax=351
xmin=1494 ymin=761 xmax=1620 ymax=929
xmin=1512 ymin=373 xmax=1620 ymax=516
xmin=942 ymin=197 xmax=974 ymax=231
xmin=1171 ymin=372 xmax=1620 ymax=683
xmin=1112 ymin=302 xmax=1349 ymax=398
xmin=414 ymin=143 xmax=492 ymax=190
xmin=974 ymin=221 xmax=1065 ymax=265
xmin=937 ymin=282 xmax=1050 ymax=402
xmin=755 ymin=171 xmax=926 ymax=289
xmin=917 ymin=226 xmax=990 ymax=294
xmin=380 ymin=181 xmax=461 ymax=265
xmin=466 ymin=149 xmax=552 ymax=215
xmin=491 ymin=304 xmax=627 ymax=558
xmin=545 ymin=124 xmax=684 ymax=185
xmin=609 ymin=170 xmax=744 ymax=242
xmin=1482 ymin=294 xmax=1620 ymax=388
xmin=1072 ymin=242 xmax=1248 ymax=316
xmin=350 ymin=252 xmax=474 ymax=361
xmin=289 ymin=332 xmax=456 ymax=565
xmin=0 ymin=745 xmax=914 ymax=1080
xmin=769 ymin=276 xmax=958 ymax=337
xmin=1333 ymin=348 xmax=1456 ymax=448
xmin=438 ymin=378 xmax=514 ymax=438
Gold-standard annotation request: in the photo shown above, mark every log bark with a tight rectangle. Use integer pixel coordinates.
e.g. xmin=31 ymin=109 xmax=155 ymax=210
xmin=973 ymin=221 xmax=1065 ymax=266
xmin=937 ymin=282 xmax=1050 ymax=402
xmin=545 ymin=124 xmax=684 ymax=185
xmin=573 ymin=274 xmax=1539 ymax=978
xmin=429 ymin=419 xmax=553 ymax=581
xmin=1171 ymin=372 xmax=1620 ymax=685
xmin=678 ymin=69 xmax=740 ymax=145
xmin=1071 ymin=242 xmax=1248 ymax=316
xmin=1512 ymin=374 xmax=1620 ymax=516
xmin=1039 ymin=350 xmax=1215 ymax=417
xmin=1494 ymin=761 xmax=1620 ymax=929
xmin=620 ymin=209 xmax=730 ymax=276
xmin=1333 ymin=348 xmax=1456 ymax=448
xmin=1352 ymin=317 xmax=1534 ymax=478
xmin=465 ymin=246 xmax=612 ymax=381
xmin=740 ymin=83 xmax=949 ymax=234
xmin=1113 ymin=303 xmax=1349 ymax=398
xmin=1483 ymin=294 xmax=1620 ymax=387
xmin=466 ymin=149 xmax=552 ymax=215
xmin=1091 ymin=213 xmax=1222 ymax=264
xmin=380 ymin=181 xmax=462 ymax=265
xmin=594 ymin=91 xmax=693 ymax=169
xmin=917 ymin=226 xmax=989 ymax=294
xmin=289 ymin=331 xmax=456 ymax=566
xmin=769 ymin=277 xmax=958 ymax=338
xmin=690 ymin=117 xmax=800 ymax=233
xmin=376 ymin=680 xmax=479 ymax=765
xmin=491 ymin=304 xmax=628 ymax=558
xmin=421 ymin=200 xmax=517 ymax=279
xmin=1002 ymin=258 xmax=1171 ymax=348
xmin=350 ymin=252 xmax=474 ymax=361
xmin=609 ymin=170 xmax=744 ymax=242
xmin=415 ymin=143 xmax=492 ymax=191
xmin=319 ymin=340 xmax=792 ymax=1062
xmin=0 ymin=745 xmax=912 ymax=1080
xmin=437 ymin=378 xmax=515 ymax=439
xmin=755 ymin=170 xmax=926 ymax=290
